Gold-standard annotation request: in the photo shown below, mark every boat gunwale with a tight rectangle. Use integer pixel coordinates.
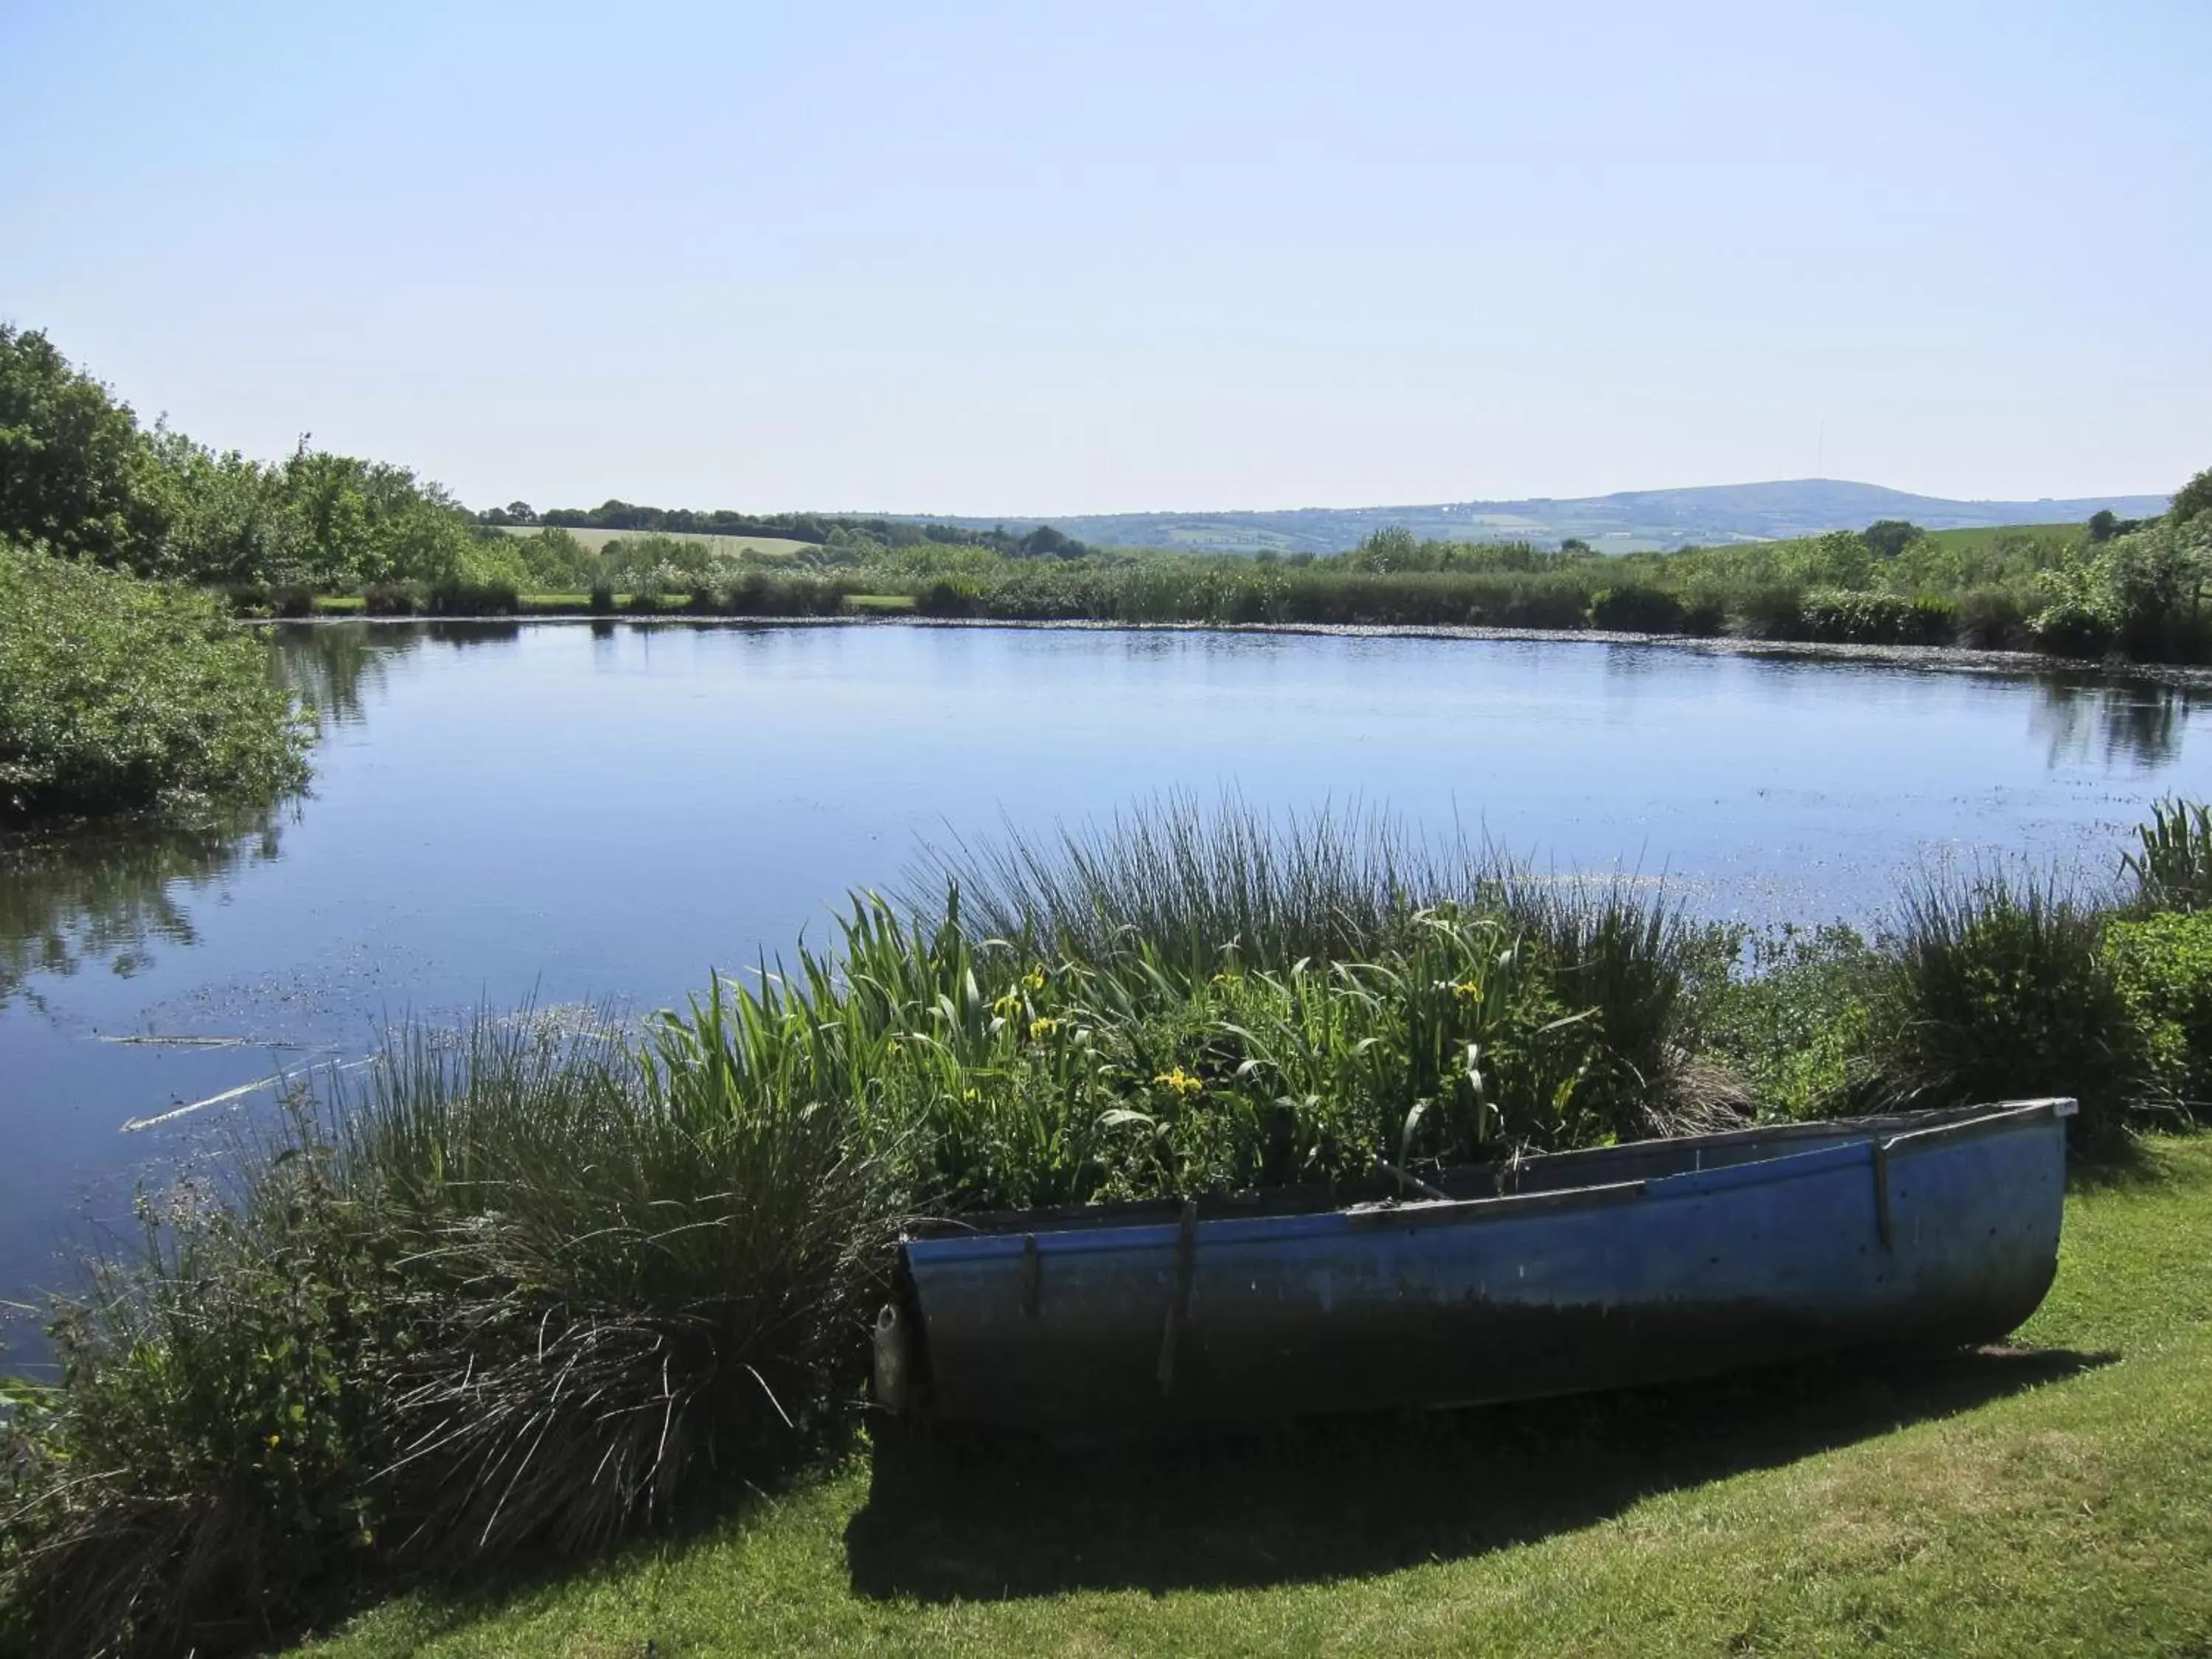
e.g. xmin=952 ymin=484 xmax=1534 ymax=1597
xmin=900 ymin=1098 xmax=2077 ymax=1249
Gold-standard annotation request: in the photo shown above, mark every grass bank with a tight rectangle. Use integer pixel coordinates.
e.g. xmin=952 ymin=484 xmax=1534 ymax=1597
xmin=0 ymin=540 xmax=310 ymax=824
xmin=7 ymin=799 xmax=2212 ymax=1655
xmin=289 ymin=1133 xmax=2212 ymax=1658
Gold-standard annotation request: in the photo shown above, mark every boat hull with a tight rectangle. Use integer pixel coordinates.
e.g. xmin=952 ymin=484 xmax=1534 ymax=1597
xmin=891 ymin=1099 xmax=2073 ymax=1429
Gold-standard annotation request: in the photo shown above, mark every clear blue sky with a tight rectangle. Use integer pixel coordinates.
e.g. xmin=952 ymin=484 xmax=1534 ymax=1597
xmin=4 ymin=1 xmax=2206 ymax=515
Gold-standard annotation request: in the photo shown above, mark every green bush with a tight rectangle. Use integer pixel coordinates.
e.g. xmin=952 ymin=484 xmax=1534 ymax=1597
xmin=0 ymin=542 xmax=310 ymax=823
xmin=1736 ymin=585 xmax=1804 ymax=639
xmin=424 ymin=573 xmax=519 ymax=615
xmin=719 ymin=570 xmax=851 ymax=616
xmin=2107 ymin=910 xmax=2212 ymax=1118
xmin=1692 ymin=925 xmax=1884 ymax=1119
xmin=1590 ymin=584 xmax=1687 ymax=633
xmin=1955 ymin=588 xmax=2028 ymax=650
xmin=361 ymin=582 xmax=419 ymax=616
xmin=2031 ymin=595 xmax=2117 ymax=658
xmin=917 ymin=574 xmax=984 ymax=617
xmin=1797 ymin=589 xmax=1955 ymax=646
xmin=1865 ymin=873 xmax=2163 ymax=1150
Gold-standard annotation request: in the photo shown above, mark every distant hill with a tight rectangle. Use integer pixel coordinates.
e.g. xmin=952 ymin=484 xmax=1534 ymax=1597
xmin=902 ymin=479 xmax=2171 ymax=555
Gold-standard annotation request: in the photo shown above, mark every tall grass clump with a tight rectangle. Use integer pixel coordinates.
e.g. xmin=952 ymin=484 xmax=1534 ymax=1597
xmin=0 ymin=1013 xmax=897 ymax=1659
xmin=908 ymin=795 xmax=1472 ymax=972
xmin=2124 ymin=797 xmax=2212 ymax=914
xmin=905 ymin=795 xmax=1731 ymax=1147
xmin=1863 ymin=870 xmax=2163 ymax=1150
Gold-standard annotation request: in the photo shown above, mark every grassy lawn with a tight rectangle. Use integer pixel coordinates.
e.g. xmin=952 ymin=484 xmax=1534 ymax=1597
xmin=290 ymin=1135 xmax=2212 ymax=1658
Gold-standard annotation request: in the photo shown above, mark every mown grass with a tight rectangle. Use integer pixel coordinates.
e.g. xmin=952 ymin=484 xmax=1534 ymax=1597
xmin=288 ymin=1135 xmax=2212 ymax=1659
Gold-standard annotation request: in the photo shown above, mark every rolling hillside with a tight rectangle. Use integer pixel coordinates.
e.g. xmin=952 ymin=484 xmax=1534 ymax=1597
xmin=902 ymin=479 xmax=2169 ymax=554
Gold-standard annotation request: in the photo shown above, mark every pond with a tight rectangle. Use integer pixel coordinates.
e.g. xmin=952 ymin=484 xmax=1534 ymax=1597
xmin=3 ymin=619 xmax=2208 ymax=1350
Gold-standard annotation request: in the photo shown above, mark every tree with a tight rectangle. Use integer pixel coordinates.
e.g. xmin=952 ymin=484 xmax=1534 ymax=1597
xmin=1560 ymin=537 xmax=1592 ymax=554
xmin=1353 ymin=526 xmax=1420 ymax=571
xmin=1861 ymin=519 xmax=1924 ymax=558
xmin=2088 ymin=509 xmax=2120 ymax=543
xmin=0 ymin=324 xmax=169 ymax=567
xmin=1016 ymin=524 xmax=1084 ymax=559
xmin=2171 ymin=467 xmax=2212 ymax=527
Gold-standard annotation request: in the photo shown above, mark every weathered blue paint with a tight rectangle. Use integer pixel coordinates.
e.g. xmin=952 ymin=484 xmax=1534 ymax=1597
xmin=889 ymin=1099 xmax=2074 ymax=1429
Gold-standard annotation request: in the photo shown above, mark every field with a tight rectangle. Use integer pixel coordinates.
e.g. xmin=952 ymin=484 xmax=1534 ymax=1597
xmin=495 ymin=525 xmax=818 ymax=560
xmin=292 ymin=1135 xmax=2212 ymax=1658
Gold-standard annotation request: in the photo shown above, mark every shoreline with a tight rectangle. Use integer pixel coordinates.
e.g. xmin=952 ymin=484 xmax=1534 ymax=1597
xmin=253 ymin=611 xmax=2212 ymax=691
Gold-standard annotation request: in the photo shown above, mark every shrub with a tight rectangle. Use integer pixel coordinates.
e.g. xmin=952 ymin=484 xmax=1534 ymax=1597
xmin=1736 ymin=585 xmax=1804 ymax=639
xmin=2030 ymin=596 xmax=2115 ymax=658
xmin=1865 ymin=872 xmax=2162 ymax=1150
xmin=1955 ymin=588 xmax=2028 ymax=650
xmin=1796 ymin=588 xmax=1955 ymax=646
xmin=2106 ymin=910 xmax=2212 ymax=1119
xmin=1679 ymin=581 xmax=1731 ymax=636
xmin=424 ymin=574 xmax=519 ymax=616
xmin=0 ymin=542 xmax=310 ymax=823
xmin=720 ymin=571 xmax=850 ymax=616
xmin=1691 ymin=925 xmax=1884 ymax=1119
xmin=1590 ymin=584 xmax=1688 ymax=633
xmin=361 ymin=582 xmax=418 ymax=616
xmin=916 ymin=575 xmax=984 ymax=617
xmin=588 ymin=580 xmax=615 ymax=614
xmin=268 ymin=584 xmax=314 ymax=619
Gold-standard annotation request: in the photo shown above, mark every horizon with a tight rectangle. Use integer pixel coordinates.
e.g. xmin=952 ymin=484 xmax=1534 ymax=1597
xmin=844 ymin=476 xmax=2173 ymax=525
xmin=5 ymin=2 xmax=2206 ymax=515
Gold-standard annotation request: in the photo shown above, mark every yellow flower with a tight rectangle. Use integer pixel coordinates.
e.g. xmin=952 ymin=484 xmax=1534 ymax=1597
xmin=992 ymin=988 xmax=1023 ymax=1018
xmin=961 ymin=1087 xmax=981 ymax=1102
xmin=1029 ymin=1016 xmax=1060 ymax=1041
xmin=1450 ymin=978 xmax=1484 ymax=1004
xmin=1023 ymin=966 xmax=1048 ymax=992
xmin=266 ymin=1433 xmax=282 ymax=1449
xmin=1152 ymin=1065 xmax=1203 ymax=1099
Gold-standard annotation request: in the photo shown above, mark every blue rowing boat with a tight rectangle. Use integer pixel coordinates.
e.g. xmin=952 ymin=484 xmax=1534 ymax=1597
xmin=874 ymin=1098 xmax=2074 ymax=1429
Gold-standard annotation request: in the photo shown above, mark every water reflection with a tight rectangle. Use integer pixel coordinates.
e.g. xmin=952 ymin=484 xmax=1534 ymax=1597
xmin=2029 ymin=674 xmax=2199 ymax=769
xmin=268 ymin=620 xmax=525 ymax=724
xmin=0 ymin=810 xmax=285 ymax=1009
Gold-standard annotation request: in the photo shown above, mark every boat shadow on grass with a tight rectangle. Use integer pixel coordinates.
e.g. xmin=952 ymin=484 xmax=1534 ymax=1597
xmin=844 ymin=1343 xmax=2110 ymax=1601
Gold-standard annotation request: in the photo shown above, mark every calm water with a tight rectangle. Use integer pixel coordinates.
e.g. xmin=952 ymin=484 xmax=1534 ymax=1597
xmin=3 ymin=619 xmax=2208 ymax=1346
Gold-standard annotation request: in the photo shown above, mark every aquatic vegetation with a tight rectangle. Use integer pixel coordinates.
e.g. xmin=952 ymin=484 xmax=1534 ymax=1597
xmin=11 ymin=799 xmax=2212 ymax=1657
xmin=2124 ymin=796 xmax=2212 ymax=914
